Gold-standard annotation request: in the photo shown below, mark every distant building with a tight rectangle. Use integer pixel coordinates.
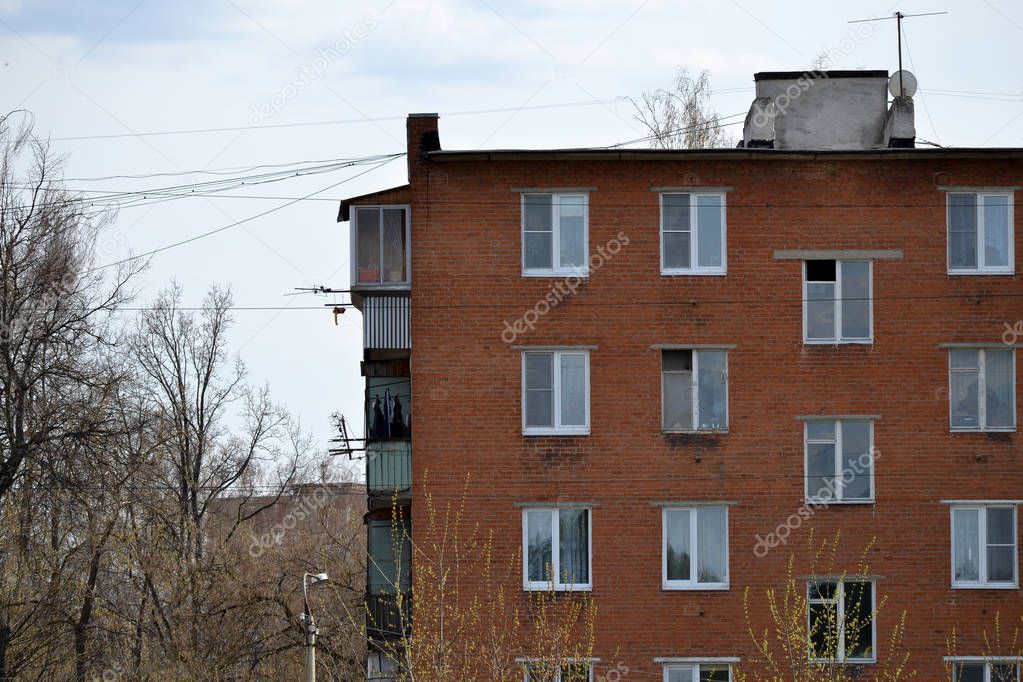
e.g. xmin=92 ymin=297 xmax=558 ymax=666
xmin=340 ymin=70 xmax=1022 ymax=681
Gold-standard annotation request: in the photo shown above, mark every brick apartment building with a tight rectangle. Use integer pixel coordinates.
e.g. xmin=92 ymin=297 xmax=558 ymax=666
xmin=341 ymin=70 xmax=1022 ymax=681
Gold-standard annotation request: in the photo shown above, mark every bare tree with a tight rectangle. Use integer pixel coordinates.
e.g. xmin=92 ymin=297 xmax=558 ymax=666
xmin=368 ymin=477 xmax=601 ymax=682
xmin=631 ymin=67 xmax=735 ymax=149
xmin=0 ymin=113 xmax=141 ymax=679
xmin=736 ymin=532 xmax=912 ymax=682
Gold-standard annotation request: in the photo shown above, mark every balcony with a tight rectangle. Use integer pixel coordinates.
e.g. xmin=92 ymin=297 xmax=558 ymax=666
xmin=361 ymin=294 xmax=410 ymax=351
xmin=366 ymin=441 xmax=411 ymax=508
xmin=366 ymin=377 xmax=411 ymax=441
xmin=366 ymin=592 xmax=412 ymax=640
xmin=351 ymin=205 xmax=410 ymax=291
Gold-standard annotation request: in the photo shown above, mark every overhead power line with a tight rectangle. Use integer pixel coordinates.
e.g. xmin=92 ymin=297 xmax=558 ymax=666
xmin=49 ymin=98 xmax=630 ymax=142
xmin=86 ymin=154 xmax=402 ymax=272
xmin=22 ymin=289 xmax=1023 ymax=313
xmin=2 ymin=153 xmax=404 ymax=216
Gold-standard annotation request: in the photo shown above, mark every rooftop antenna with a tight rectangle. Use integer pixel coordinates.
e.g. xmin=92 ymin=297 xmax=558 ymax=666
xmin=848 ymin=10 xmax=947 ymax=96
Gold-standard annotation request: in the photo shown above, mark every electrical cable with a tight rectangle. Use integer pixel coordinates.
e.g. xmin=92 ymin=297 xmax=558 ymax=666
xmin=85 ymin=154 xmax=402 ymax=272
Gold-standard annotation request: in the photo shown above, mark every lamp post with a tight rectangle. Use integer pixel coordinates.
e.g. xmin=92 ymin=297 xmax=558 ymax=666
xmin=301 ymin=571 xmax=329 ymax=682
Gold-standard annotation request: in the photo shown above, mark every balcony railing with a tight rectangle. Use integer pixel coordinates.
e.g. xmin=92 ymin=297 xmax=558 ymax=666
xmin=362 ymin=294 xmax=410 ymax=351
xmin=366 ymin=441 xmax=412 ymax=494
xmin=366 ymin=592 xmax=412 ymax=640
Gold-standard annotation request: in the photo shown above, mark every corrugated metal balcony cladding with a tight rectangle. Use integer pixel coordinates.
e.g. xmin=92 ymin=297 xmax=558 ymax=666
xmin=363 ymin=294 xmax=410 ymax=350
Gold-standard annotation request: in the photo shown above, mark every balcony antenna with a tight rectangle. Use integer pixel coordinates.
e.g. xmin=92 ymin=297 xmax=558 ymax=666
xmin=848 ymin=10 xmax=946 ymax=97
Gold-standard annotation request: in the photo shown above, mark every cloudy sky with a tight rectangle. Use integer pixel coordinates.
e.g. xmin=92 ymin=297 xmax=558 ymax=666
xmin=2 ymin=0 xmax=1021 ymax=459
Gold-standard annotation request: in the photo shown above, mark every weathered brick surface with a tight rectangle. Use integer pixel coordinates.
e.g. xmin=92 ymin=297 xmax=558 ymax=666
xmin=405 ymin=115 xmax=1023 ymax=679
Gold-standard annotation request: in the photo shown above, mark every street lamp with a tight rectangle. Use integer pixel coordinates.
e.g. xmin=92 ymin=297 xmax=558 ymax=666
xmin=302 ymin=571 xmax=329 ymax=682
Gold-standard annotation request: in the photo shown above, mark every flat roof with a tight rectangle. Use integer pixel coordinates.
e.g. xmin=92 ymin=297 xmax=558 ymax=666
xmin=427 ymin=147 xmax=1023 ymax=162
xmin=754 ymin=70 xmax=888 ymax=80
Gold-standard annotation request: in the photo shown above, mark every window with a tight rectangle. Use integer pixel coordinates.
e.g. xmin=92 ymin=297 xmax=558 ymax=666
xmin=803 ymin=260 xmax=872 ymax=343
xmin=661 ymin=350 xmax=728 ymax=431
xmin=353 ymin=205 xmax=410 ymax=285
xmin=807 ymin=580 xmax=875 ymax=662
xmin=949 ymin=349 xmax=1016 ymax=431
xmin=660 ymin=192 xmax=726 ymax=274
xmin=948 ymin=192 xmax=1014 ymax=274
xmin=522 ymin=193 xmax=588 ymax=275
xmin=804 ymin=421 xmax=874 ymax=502
xmin=523 ymin=351 xmax=590 ymax=435
xmin=368 ymin=519 xmax=411 ymax=594
xmin=523 ymin=508 xmax=591 ymax=590
xmin=951 ymin=660 xmax=1021 ymax=682
xmin=662 ymin=507 xmax=728 ymax=589
xmin=664 ymin=664 xmax=732 ymax=682
xmin=523 ymin=661 xmax=592 ymax=681
xmin=951 ymin=505 xmax=1018 ymax=588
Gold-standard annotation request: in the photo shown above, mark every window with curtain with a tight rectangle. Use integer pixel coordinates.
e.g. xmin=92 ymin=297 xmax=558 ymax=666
xmin=522 ymin=193 xmax=588 ymax=275
xmin=951 ymin=505 xmax=1017 ymax=588
xmin=949 ymin=349 xmax=1016 ymax=431
xmin=662 ymin=506 xmax=728 ymax=589
xmin=523 ymin=507 xmax=591 ymax=590
xmin=665 ymin=664 xmax=732 ymax=682
xmin=662 ymin=350 xmax=728 ymax=431
xmin=523 ymin=351 xmax=590 ymax=435
xmin=660 ymin=192 xmax=726 ymax=274
xmin=947 ymin=192 xmax=1014 ymax=274
xmin=353 ymin=205 xmax=409 ymax=285
xmin=804 ymin=420 xmax=874 ymax=502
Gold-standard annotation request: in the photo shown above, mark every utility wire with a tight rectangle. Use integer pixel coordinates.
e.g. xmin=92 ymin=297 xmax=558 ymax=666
xmin=19 ymin=289 xmax=1023 ymax=313
xmin=49 ymin=98 xmax=629 ymax=142
xmin=86 ymin=154 xmax=402 ymax=272
xmin=58 ymin=155 xmax=403 ymax=182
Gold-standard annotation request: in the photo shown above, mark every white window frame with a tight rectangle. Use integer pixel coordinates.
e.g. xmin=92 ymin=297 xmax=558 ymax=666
xmin=661 ymin=350 xmax=729 ymax=433
xmin=946 ymin=191 xmax=1016 ymax=275
xmin=522 ymin=350 xmax=591 ymax=436
xmin=521 ymin=660 xmax=594 ymax=682
xmin=950 ymin=505 xmax=1019 ymax=589
xmin=946 ymin=658 xmax=1022 ymax=681
xmin=803 ymin=420 xmax=875 ymax=504
xmin=522 ymin=507 xmax=593 ymax=592
xmin=949 ymin=349 xmax=1017 ymax=432
xmin=521 ymin=193 xmax=590 ymax=277
xmin=661 ymin=506 xmax=730 ymax=591
xmin=350 ymin=204 xmax=412 ymax=288
xmin=806 ymin=579 xmax=877 ymax=664
xmin=659 ymin=192 xmax=727 ymax=275
xmin=802 ymin=260 xmax=873 ymax=344
xmin=662 ymin=662 xmax=733 ymax=681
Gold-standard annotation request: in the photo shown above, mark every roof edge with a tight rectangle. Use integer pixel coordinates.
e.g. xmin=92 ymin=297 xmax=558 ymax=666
xmin=337 ymin=183 xmax=411 ymax=222
xmin=427 ymin=148 xmax=1023 ymax=162
xmin=754 ymin=70 xmax=888 ymax=80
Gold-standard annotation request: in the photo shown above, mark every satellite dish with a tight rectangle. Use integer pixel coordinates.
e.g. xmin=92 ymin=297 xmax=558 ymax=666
xmin=889 ymin=70 xmax=918 ymax=98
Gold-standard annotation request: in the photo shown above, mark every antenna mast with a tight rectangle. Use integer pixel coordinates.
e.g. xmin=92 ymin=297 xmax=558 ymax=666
xmin=848 ymin=10 xmax=948 ymax=96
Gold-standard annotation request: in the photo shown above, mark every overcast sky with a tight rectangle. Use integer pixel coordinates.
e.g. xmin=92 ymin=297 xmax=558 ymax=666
xmin=2 ymin=0 xmax=1021 ymax=460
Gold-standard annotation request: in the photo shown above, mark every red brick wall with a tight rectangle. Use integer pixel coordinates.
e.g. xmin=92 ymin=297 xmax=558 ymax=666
xmin=407 ymin=116 xmax=1023 ymax=679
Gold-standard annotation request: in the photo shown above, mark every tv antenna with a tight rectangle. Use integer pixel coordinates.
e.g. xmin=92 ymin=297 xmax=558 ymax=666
xmin=848 ymin=11 xmax=947 ymax=97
